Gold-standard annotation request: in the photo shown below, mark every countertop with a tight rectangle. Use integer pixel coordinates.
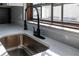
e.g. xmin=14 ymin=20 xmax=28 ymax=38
xmin=0 ymin=24 xmax=79 ymax=56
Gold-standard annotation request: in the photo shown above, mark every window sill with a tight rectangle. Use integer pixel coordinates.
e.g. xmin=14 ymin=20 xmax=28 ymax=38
xmin=27 ymin=21 xmax=79 ymax=34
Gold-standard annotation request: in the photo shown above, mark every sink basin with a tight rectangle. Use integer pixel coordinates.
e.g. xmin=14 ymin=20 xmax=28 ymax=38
xmin=7 ymin=47 xmax=30 ymax=56
xmin=0 ymin=34 xmax=49 ymax=56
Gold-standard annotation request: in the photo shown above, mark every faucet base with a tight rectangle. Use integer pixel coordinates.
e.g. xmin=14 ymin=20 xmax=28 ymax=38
xmin=33 ymin=34 xmax=45 ymax=39
xmin=24 ymin=20 xmax=27 ymax=30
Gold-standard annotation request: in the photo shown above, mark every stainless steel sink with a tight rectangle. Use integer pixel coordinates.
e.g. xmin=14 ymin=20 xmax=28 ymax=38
xmin=0 ymin=34 xmax=49 ymax=56
xmin=7 ymin=47 xmax=30 ymax=56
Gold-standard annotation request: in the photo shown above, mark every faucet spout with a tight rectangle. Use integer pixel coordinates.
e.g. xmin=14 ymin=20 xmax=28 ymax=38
xmin=24 ymin=5 xmax=45 ymax=39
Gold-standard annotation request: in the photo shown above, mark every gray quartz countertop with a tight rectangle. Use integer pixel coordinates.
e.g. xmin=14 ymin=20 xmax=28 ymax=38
xmin=0 ymin=24 xmax=79 ymax=56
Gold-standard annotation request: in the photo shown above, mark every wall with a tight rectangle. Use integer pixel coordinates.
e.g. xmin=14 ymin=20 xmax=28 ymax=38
xmin=27 ymin=22 xmax=79 ymax=49
xmin=0 ymin=8 xmax=11 ymax=24
xmin=11 ymin=6 xmax=24 ymax=27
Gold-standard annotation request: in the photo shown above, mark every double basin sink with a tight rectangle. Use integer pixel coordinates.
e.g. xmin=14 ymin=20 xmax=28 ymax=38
xmin=0 ymin=34 xmax=49 ymax=56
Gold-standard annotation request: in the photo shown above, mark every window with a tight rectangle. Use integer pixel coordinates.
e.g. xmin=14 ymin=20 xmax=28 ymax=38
xmin=33 ymin=7 xmax=41 ymax=19
xmin=33 ymin=3 xmax=51 ymax=21
xmin=63 ymin=4 xmax=79 ymax=24
xmin=42 ymin=5 xmax=51 ymax=21
xmin=30 ymin=3 xmax=79 ymax=29
xmin=53 ymin=6 xmax=61 ymax=22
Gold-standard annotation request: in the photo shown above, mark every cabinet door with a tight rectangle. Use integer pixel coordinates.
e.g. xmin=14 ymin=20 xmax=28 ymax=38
xmin=5 ymin=35 xmax=20 ymax=49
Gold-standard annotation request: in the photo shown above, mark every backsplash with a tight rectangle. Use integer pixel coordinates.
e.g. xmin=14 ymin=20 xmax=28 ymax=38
xmin=27 ymin=22 xmax=79 ymax=49
xmin=11 ymin=6 xmax=24 ymax=27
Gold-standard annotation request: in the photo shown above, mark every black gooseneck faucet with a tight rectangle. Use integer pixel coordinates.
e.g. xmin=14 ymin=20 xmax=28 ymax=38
xmin=24 ymin=6 xmax=45 ymax=39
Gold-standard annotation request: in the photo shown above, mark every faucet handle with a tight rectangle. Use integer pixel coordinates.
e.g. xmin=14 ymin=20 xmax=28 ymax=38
xmin=33 ymin=27 xmax=35 ymax=33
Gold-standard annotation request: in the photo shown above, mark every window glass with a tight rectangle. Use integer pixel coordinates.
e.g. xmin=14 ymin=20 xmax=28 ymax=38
xmin=53 ymin=6 xmax=61 ymax=22
xmin=42 ymin=5 xmax=51 ymax=21
xmin=33 ymin=7 xmax=41 ymax=19
xmin=63 ymin=4 xmax=79 ymax=23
